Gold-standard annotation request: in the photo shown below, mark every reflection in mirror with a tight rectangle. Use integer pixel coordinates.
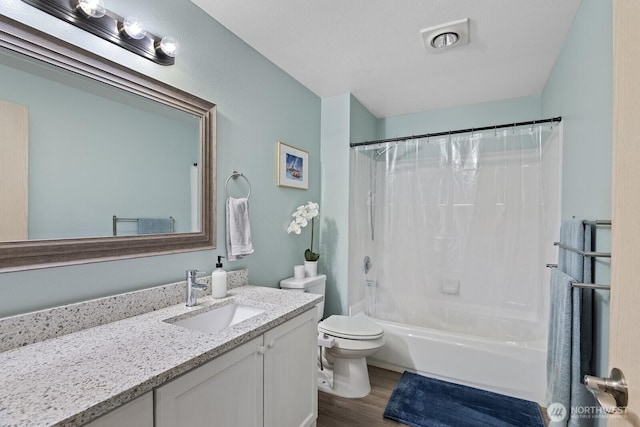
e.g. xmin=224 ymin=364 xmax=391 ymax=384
xmin=0 ymin=48 xmax=201 ymax=241
xmin=0 ymin=14 xmax=216 ymax=271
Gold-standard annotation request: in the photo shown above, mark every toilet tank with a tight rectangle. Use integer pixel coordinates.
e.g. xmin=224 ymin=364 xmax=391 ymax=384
xmin=280 ymin=274 xmax=326 ymax=320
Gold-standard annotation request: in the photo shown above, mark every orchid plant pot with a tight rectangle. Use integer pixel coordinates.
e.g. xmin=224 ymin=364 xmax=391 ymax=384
xmin=304 ymin=260 xmax=318 ymax=277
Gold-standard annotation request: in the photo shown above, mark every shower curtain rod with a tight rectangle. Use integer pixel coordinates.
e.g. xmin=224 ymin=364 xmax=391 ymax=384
xmin=349 ymin=116 xmax=562 ymax=148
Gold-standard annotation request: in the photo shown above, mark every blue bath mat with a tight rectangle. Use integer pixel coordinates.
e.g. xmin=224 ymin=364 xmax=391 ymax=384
xmin=383 ymin=372 xmax=544 ymax=427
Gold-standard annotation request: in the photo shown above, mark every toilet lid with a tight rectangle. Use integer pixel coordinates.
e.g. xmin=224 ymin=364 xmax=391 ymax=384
xmin=318 ymin=315 xmax=384 ymax=340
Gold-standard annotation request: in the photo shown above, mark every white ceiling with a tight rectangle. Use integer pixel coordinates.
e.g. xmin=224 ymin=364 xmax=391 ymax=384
xmin=191 ymin=0 xmax=582 ymax=118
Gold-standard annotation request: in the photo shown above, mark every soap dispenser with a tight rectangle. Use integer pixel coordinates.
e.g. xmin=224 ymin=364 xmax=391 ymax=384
xmin=211 ymin=256 xmax=228 ymax=298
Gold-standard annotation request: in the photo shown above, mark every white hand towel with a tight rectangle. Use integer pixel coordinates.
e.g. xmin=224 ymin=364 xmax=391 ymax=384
xmin=226 ymin=197 xmax=254 ymax=261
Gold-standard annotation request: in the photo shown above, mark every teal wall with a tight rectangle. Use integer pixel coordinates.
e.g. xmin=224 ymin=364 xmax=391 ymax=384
xmin=378 ymin=95 xmax=542 ymax=139
xmin=350 ymin=95 xmax=378 ymax=146
xmin=541 ymin=0 xmax=613 ymax=221
xmin=0 ymin=0 xmax=321 ymax=317
xmin=541 ymin=0 xmax=613 ymax=390
xmin=320 ymin=94 xmax=351 ymax=317
xmin=319 ymin=95 xmax=377 ymax=317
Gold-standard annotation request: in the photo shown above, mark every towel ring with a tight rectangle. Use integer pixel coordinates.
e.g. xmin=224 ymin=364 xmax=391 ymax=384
xmin=225 ymin=171 xmax=251 ymax=199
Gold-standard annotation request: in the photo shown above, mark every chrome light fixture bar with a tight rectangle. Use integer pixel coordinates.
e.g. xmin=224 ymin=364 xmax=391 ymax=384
xmin=21 ymin=0 xmax=178 ymax=65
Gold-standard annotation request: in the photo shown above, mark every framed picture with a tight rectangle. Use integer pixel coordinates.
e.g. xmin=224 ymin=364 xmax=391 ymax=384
xmin=277 ymin=141 xmax=309 ymax=189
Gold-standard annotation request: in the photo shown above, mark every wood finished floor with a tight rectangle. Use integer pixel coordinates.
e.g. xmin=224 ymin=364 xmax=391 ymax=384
xmin=317 ymin=365 xmax=403 ymax=427
xmin=317 ymin=365 xmax=550 ymax=427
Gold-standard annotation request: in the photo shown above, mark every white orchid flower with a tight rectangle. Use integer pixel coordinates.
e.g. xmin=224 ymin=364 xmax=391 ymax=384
xmin=307 ymin=201 xmax=319 ymax=211
xmin=287 ymin=220 xmax=301 ymax=234
xmin=286 ymin=201 xmax=320 ymax=262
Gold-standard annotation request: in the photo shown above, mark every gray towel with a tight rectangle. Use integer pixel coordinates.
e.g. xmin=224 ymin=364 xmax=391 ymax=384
xmin=546 ymin=219 xmax=596 ymax=426
xmin=546 ymin=268 xmax=573 ymax=422
xmin=137 ymin=218 xmax=173 ymax=235
xmin=226 ymin=197 xmax=254 ymax=261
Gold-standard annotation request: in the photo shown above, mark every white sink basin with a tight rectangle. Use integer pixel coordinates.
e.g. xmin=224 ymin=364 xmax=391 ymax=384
xmin=169 ymin=303 xmax=265 ymax=335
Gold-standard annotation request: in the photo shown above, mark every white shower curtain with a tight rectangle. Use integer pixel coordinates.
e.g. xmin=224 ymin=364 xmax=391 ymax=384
xmin=350 ymin=124 xmax=561 ymax=343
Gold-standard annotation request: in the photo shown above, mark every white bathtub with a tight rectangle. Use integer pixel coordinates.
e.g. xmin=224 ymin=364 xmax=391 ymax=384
xmin=359 ymin=313 xmax=547 ymax=403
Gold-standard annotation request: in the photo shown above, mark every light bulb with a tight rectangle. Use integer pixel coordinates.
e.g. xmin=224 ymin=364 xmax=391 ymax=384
xmin=158 ymin=36 xmax=180 ymax=58
xmin=76 ymin=0 xmax=106 ymax=18
xmin=122 ymin=17 xmax=147 ymax=40
xmin=431 ymin=32 xmax=460 ymax=49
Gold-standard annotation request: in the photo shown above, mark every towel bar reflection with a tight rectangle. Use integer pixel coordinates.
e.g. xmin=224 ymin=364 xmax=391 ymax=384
xmin=225 ymin=171 xmax=251 ymax=199
xmin=112 ymin=215 xmax=175 ymax=236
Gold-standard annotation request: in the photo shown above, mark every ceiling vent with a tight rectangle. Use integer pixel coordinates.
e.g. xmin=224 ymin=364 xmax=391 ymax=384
xmin=421 ymin=18 xmax=469 ymax=53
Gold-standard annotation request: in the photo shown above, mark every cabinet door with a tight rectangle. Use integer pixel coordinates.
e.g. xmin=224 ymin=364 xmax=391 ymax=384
xmin=84 ymin=392 xmax=153 ymax=427
xmin=263 ymin=309 xmax=317 ymax=427
xmin=155 ymin=336 xmax=264 ymax=427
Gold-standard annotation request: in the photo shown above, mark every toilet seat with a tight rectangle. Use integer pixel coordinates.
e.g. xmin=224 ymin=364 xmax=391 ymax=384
xmin=318 ymin=315 xmax=384 ymax=340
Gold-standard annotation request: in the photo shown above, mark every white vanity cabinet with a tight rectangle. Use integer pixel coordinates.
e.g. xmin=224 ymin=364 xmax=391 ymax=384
xmin=84 ymin=392 xmax=153 ymax=427
xmin=155 ymin=335 xmax=264 ymax=427
xmin=263 ymin=308 xmax=318 ymax=427
xmin=155 ymin=308 xmax=317 ymax=427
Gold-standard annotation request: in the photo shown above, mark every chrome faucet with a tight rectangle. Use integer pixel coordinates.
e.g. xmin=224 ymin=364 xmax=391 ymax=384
xmin=186 ymin=269 xmax=208 ymax=307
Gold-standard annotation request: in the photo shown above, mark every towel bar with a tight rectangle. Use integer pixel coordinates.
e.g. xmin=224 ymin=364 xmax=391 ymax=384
xmin=572 ymin=283 xmax=610 ymax=291
xmin=547 ymin=265 xmax=611 ymax=290
xmin=553 ymin=242 xmax=611 ymax=258
xmin=548 ymin=218 xmax=612 ymax=289
xmin=583 ymin=220 xmax=612 ymax=226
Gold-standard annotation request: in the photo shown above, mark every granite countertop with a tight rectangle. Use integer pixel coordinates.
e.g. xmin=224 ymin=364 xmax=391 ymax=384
xmin=0 ymin=285 xmax=321 ymax=427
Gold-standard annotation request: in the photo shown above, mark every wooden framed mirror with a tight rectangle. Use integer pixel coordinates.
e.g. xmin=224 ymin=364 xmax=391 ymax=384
xmin=0 ymin=14 xmax=216 ymax=272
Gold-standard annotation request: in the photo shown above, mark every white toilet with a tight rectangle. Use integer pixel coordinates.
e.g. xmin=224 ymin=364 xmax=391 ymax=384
xmin=280 ymin=274 xmax=385 ymax=398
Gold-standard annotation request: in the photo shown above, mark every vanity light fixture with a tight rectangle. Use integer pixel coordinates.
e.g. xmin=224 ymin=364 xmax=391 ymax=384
xmin=76 ymin=0 xmax=106 ymax=18
xmin=157 ymin=36 xmax=180 ymax=58
xmin=120 ymin=16 xmax=147 ymax=40
xmin=21 ymin=0 xmax=179 ymax=65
